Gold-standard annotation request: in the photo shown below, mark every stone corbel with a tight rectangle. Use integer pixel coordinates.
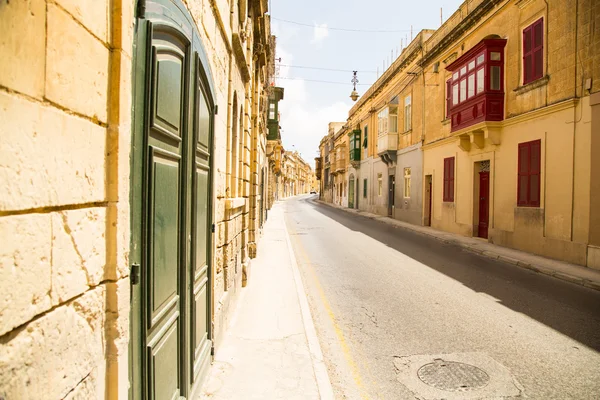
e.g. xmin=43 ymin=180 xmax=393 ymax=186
xmin=470 ymin=130 xmax=485 ymax=149
xmin=458 ymin=134 xmax=471 ymax=152
xmin=485 ymin=125 xmax=502 ymax=145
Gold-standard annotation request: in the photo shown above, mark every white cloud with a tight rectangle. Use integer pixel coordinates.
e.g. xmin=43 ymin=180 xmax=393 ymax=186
xmin=272 ymin=25 xmax=350 ymax=169
xmin=311 ymin=23 xmax=329 ymax=45
xmin=278 ymin=78 xmax=350 ymax=169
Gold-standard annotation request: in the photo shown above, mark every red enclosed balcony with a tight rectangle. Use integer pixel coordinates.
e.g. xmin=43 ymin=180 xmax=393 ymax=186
xmin=446 ymin=38 xmax=507 ymax=133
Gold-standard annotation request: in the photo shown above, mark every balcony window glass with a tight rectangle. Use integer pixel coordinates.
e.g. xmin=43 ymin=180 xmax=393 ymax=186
xmin=389 ymin=105 xmax=398 ymax=133
xmin=403 ymin=96 xmax=412 ymax=131
xmin=453 ymin=72 xmax=459 ymax=80
xmin=477 ymin=68 xmax=485 ymax=94
xmin=269 ymin=102 xmax=275 ymax=119
xmin=467 ymin=74 xmax=475 ymax=98
xmin=490 ymin=66 xmax=501 ymax=90
xmin=453 ymin=83 xmax=459 ymax=105
xmin=460 ymin=79 xmax=467 ymax=102
xmin=477 ymin=53 xmax=485 ymax=65
xmin=460 ymin=66 xmax=467 ymax=76
xmin=468 ymin=61 xmax=476 ymax=71
xmin=490 ymin=51 xmax=501 ymax=61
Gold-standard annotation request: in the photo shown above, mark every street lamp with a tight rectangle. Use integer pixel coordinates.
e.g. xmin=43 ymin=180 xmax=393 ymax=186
xmin=350 ymin=71 xmax=359 ymax=102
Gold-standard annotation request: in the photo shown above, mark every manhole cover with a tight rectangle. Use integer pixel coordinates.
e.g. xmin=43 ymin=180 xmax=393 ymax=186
xmin=417 ymin=359 xmax=490 ymax=392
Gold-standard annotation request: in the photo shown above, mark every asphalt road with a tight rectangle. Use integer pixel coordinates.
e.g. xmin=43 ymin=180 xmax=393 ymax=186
xmin=284 ymin=195 xmax=600 ymax=400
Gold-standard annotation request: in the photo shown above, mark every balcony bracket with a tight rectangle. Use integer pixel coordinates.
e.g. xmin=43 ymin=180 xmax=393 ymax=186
xmin=470 ymin=130 xmax=485 ymax=149
xmin=458 ymin=134 xmax=471 ymax=152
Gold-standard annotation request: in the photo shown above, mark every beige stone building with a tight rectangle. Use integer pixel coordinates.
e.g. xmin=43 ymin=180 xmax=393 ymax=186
xmin=0 ymin=0 xmax=274 ymax=398
xmin=319 ymin=0 xmax=599 ymax=269
xmin=419 ymin=0 xmax=599 ymax=268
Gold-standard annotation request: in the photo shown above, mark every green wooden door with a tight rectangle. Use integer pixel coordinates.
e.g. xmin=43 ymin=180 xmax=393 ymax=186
xmin=131 ymin=1 xmax=214 ymax=399
xmin=348 ymin=177 xmax=355 ymax=208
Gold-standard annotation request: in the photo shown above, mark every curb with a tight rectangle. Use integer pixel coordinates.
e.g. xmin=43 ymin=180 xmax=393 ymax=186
xmin=314 ymin=199 xmax=600 ymax=293
xmin=283 ymin=209 xmax=335 ymax=400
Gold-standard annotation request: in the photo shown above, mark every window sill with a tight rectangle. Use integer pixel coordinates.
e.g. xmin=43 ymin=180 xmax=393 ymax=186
xmin=514 ymin=75 xmax=549 ymax=96
xmin=401 ymin=129 xmax=412 ymax=135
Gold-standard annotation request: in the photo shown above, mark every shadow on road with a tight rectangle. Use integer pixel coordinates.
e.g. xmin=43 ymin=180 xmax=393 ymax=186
xmin=304 ymin=197 xmax=600 ymax=352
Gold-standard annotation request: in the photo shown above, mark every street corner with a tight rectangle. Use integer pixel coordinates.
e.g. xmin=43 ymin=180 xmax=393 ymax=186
xmin=392 ymin=352 xmax=523 ymax=400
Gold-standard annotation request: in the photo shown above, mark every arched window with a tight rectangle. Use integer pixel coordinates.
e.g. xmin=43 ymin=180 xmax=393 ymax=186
xmin=230 ymin=93 xmax=238 ymax=197
xmin=238 ymin=105 xmax=244 ymax=196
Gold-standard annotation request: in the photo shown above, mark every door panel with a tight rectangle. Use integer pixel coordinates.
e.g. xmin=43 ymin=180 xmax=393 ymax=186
xmin=388 ymin=175 xmax=395 ymax=216
xmin=191 ymin=68 xmax=212 ymax=385
xmin=151 ymin=42 xmax=186 ymax=141
xmin=148 ymin=148 xmax=181 ymax=327
xmin=132 ymin=3 xmax=214 ymax=398
xmin=149 ymin=316 xmax=180 ymax=400
xmin=478 ymin=171 xmax=490 ymax=239
xmin=348 ymin=179 xmax=355 ymax=208
xmin=144 ymin=24 xmax=188 ymax=400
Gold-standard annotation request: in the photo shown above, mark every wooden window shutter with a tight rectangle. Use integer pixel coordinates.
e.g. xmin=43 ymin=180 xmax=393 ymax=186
xmin=532 ymin=19 xmax=544 ymax=81
xmin=449 ymin=157 xmax=455 ymax=202
xmin=523 ymin=26 xmax=533 ymax=84
xmin=530 ymin=140 xmax=541 ymax=206
xmin=446 ymin=79 xmax=452 ymax=118
xmin=517 ymin=140 xmax=541 ymax=207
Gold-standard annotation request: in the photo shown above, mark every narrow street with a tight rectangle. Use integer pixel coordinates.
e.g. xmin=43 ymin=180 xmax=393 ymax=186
xmin=285 ymin=195 xmax=600 ymax=400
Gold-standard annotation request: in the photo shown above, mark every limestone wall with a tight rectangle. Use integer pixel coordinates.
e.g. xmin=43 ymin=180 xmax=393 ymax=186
xmin=0 ymin=0 xmax=134 ymax=398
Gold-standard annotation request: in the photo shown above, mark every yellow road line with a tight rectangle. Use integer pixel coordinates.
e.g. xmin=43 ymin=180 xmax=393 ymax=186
xmin=287 ymin=223 xmax=370 ymax=400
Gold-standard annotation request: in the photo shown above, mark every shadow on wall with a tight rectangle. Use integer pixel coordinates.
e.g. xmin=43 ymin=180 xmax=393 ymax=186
xmin=304 ymin=197 xmax=600 ymax=352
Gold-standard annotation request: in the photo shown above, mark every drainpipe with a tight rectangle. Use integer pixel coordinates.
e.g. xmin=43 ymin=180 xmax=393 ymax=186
xmin=570 ymin=0 xmax=579 ymax=242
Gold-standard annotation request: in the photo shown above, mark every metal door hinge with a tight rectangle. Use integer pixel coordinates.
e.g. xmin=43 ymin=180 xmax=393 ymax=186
xmin=131 ymin=264 xmax=141 ymax=285
xmin=137 ymin=0 xmax=146 ymax=19
xmin=211 ymin=223 xmax=215 ymax=233
xmin=214 ymin=105 xmax=218 ymax=115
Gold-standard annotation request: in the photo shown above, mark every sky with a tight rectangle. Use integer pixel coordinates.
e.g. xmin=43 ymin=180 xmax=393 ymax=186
xmin=270 ymin=0 xmax=464 ymax=169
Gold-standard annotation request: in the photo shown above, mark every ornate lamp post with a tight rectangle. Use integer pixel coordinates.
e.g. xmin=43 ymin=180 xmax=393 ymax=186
xmin=350 ymin=71 xmax=359 ymax=102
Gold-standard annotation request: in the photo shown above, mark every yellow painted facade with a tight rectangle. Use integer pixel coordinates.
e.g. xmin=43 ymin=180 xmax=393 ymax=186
xmin=420 ymin=0 xmax=598 ymax=267
xmin=319 ymin=0 xmax=599 ymax=268
xmin=0 ymin=0 xmax=275 ymax=398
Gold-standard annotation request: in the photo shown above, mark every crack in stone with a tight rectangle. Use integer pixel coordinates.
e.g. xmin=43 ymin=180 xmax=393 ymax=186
xmin=60 ymin=211 xmax=94 ymax=286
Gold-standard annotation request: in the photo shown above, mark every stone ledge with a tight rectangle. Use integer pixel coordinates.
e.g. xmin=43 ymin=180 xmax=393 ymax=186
xmin=513 ymin=75 xmax=550 ymax=96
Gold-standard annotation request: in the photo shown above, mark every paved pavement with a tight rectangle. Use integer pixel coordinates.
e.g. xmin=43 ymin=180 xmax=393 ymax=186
xmin=287 ymin=195 xmax=600 ymax=399
xmin=200 ymin=202 xmax=333 ymax=400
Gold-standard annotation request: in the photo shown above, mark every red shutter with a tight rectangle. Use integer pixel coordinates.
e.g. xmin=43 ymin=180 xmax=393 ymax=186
xmin=523 ymin=18 xmax=544 ymax=84
xmin=443 ymin=157 xmax=455 ymax=202
xmin=449 ymin=157 xmax=455 ymax=202
xmin=523 ymin=26 xmax=533 ymax=84
xmin=532 ymin=19 xmax=544 ymax=81
xmin=446 ymin=79 xmax=452 ymax=118
xmin=529 ymin=140 xmax=541 ymax=206
xmin=517 ymin=143 xmax=529 ymax=206
xmin=517 ymin=140 xmax=541 ymax=207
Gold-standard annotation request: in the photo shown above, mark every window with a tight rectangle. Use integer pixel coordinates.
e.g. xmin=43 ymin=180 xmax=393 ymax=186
xmin=389 ymin=106 xmax=398 ymax=133
xmin=517 ymin=140 xmax=541 ymax=207
xmin=378 ymin=108 xmax=388 ymax=137
xmin=404 ymin=168 xmax=411 ymax=198
xmin=378 ymin=173 xmax=383 ymax=196
xmin=404 ymin=95 xmax=412 ymax=131
xmin=443 ymin=157 xmax=455 ymax=202
xmin=523 ymin=18 xmax=544 ymax=84
xmin=268 ymin=102 xmax=275 ymax=120
xmin=363 ymin=179 xmax=367 ymax=198
xmin=445 ymin=79 xmax=451 ymax=118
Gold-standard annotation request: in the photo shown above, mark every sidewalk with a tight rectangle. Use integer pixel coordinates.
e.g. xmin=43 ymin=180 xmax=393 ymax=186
xmin=317 ymin=199 xmax=600 ymax=292
xmin=200 ymin=203 xmax=333 ymax=400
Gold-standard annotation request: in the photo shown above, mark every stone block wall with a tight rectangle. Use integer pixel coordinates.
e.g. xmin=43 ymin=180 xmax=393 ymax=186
xmin=0 ymin=0 xmax=134 ymax=398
